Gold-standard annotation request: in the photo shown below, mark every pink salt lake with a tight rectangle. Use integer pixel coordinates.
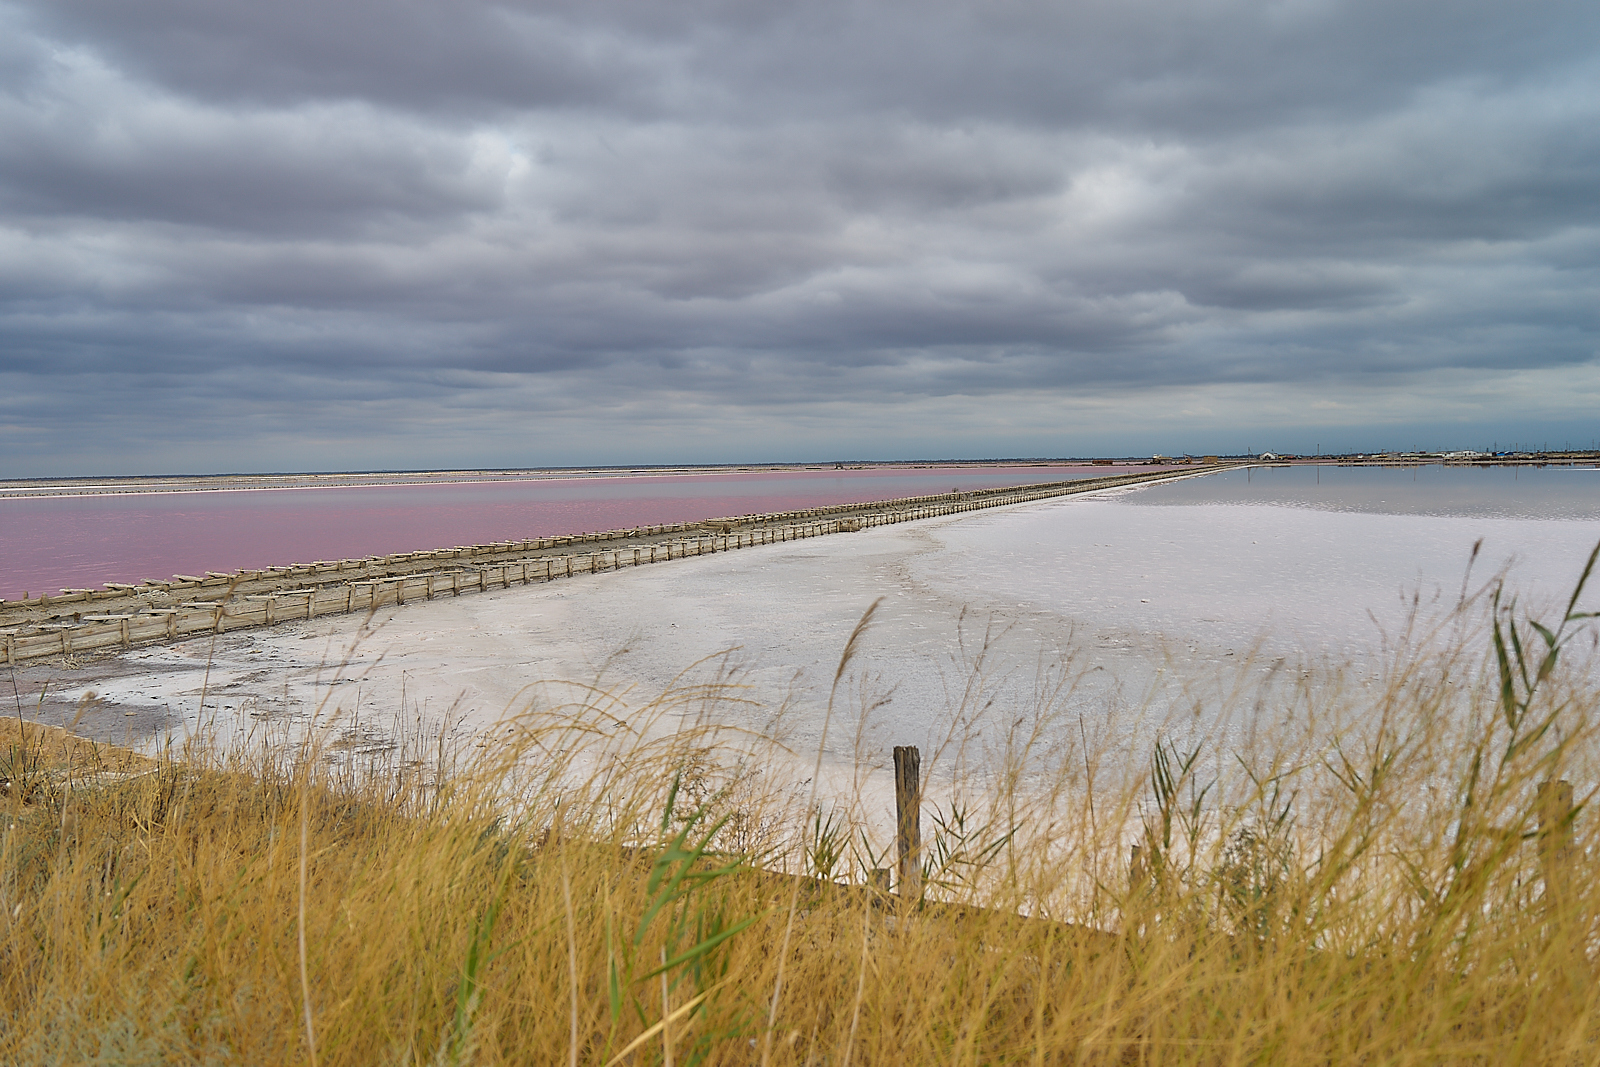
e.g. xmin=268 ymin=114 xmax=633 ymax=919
xmin=0 ymin=465 xmax=1106 ymax=601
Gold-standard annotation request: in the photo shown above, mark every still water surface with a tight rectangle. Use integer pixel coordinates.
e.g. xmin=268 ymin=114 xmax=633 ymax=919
xmin=0 ymin=465 xmax=1103 ymax=601
xmin=1124 ymin=462 xmax=1600 ymax=519
xmin=933 ymin=463 xmax=1600 ymax=671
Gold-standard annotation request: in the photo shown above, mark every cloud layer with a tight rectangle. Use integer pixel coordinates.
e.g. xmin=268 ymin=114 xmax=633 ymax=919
xmin=3 ymin=0 xmax=1598 ymax=473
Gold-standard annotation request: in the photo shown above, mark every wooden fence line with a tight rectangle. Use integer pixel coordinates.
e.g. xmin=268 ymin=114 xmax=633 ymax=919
xmin=2 ymin=465 xmax=1235 ymax=664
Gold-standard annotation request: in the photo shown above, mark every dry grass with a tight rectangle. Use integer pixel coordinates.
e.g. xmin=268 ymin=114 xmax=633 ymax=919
xmin=1 ymin=700 xmax=154 ymax=808
xmin=3 ymin=549 xmax=1600 ymax=1065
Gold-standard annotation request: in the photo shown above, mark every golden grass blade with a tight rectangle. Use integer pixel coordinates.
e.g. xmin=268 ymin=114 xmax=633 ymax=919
xmin=563 ymin=858 xmax=579 ymax=1067
xmin=601 ymin=989 xmax=711 ymax=1067
xmin=298 ymin=790 xmax=318 ymax=1067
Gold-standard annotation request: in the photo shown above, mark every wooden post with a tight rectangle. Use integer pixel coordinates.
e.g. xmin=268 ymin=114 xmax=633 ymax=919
xmin=1538 ymin=778 xmax=1575 ymax=901
xmin=1129 ymin=844 xmax=1149 ymax=897
xmin=894 ymin=745 xmax=922 ymax=899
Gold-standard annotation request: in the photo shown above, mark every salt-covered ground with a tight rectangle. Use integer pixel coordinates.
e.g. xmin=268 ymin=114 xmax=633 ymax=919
xmin=20 ymin=475 xmax=1600 ymax=782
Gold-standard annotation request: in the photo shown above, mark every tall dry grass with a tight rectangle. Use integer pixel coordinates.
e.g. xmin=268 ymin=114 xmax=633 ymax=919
xmin=3 ymin=546 xmax=1599 ymax=1064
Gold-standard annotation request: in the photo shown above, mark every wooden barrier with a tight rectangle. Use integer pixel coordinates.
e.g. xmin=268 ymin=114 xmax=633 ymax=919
xmin=1538 ymin=778 xmax=1575 ymax=903
xmin=0 ymin=465 xmax=1237 ymax=661
xmin=895 ymin=745 xmax=923 ymax=900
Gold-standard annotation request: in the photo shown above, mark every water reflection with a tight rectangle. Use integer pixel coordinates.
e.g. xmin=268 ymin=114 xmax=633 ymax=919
xmin=0 ymin=465 xmax=1103 ymax=599
xmin=1126 ymin=463 xmax=1600 ymax=520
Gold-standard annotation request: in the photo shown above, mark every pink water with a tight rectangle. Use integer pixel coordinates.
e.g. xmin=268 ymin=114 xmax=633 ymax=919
xmin=0 ymin=465 xmax=1106 ymax=600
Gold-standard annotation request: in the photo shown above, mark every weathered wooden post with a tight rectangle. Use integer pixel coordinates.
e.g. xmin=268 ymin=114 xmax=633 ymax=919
xmin=1538 ymin=778 xmax=1575 ymax=902
xmin=894 ymin=745 xmax=922 ymax=899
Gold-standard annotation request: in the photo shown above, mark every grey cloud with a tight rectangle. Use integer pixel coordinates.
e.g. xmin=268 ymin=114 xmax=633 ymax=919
xmin=0 ymin=72 xmax=507 ymax=234
xmin=1195 ymin=98 xmax=1600 ymax=250
xmin=2 ymin=0 xmax=1599 ymax=474
xmin=33 ymin=0 xmax=1600 ymax=132
xmin=27 ymin=0 xmax=660 ymax=115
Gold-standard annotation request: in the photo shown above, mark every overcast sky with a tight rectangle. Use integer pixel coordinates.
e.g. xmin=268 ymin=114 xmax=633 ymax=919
xmin=2 ymin=0 xmax=1597 ymax=474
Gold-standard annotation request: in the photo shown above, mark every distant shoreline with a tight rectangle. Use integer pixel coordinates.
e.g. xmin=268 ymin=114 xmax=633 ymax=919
xmin=5 ymin=451 xmax=1596 ymax=500
xmin=0 ymin=459 xmax=1122 ymax=500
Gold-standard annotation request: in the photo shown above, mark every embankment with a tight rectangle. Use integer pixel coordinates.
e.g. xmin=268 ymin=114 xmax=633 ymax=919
xmin=1 ymin=464 xmax=1237 ymax=664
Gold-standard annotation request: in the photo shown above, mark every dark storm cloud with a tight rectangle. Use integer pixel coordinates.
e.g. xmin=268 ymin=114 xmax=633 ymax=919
xmin=32 ymin=0 xmax=1600 ymax=129
xmin=26 ymin=0 xmax=657 ymax=114
xmin=2 ymin=0 xmax=1599 ymax=474
xmin=0 ymin=110 xmax=503 ymax=236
